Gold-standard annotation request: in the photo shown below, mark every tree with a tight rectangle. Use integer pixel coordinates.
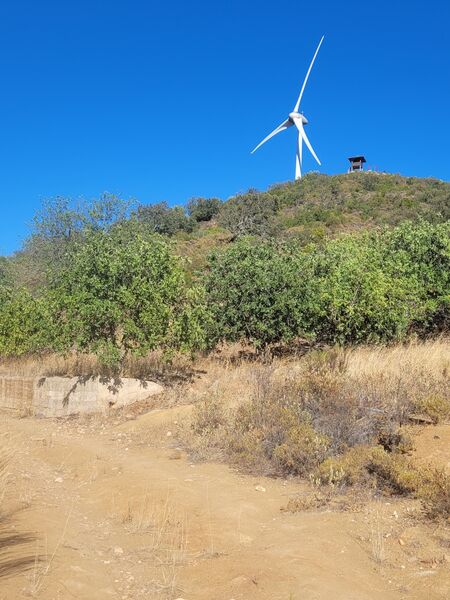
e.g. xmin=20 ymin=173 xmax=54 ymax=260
xmin=137 ymin=202 xmax=194 ymax=235
xmin=304 ymin=233 xmax=421 ymax=344
xmin=380 ymin=220 xmax=450 ymax=333
xmin=218 ymin=191 xmax=278 ymax=238
xmin=205 ymin=240 xmax=311 ymax=348
xmin=187 ymin=197 xmax=222 ymax=222
xmin=20 ymin=194 xmax=135 ymax=289
xmin=48 ymin=231 xmax=209 ymax=366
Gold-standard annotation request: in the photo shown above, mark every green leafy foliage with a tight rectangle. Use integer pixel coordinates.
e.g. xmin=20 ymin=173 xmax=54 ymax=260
xmin=47 ymin=231 xmax=209 ymax=365
xmin=204 ymin=221 xmax=449 ymax=347
xmin=0 ymin=288 xmax=52 ymax=356
xmin=0 ymin=174 xmax=448 ymax=363
xmin=217 ymin=190 xmax=278 ymax=238
xmin=187 ymin=197 xmax=222 ymax=222
xmin=303 ymin=231 xmax=420 ymax=343
xmin=381 ymin=220 xmax=450 ymax=332
xmin=137 ymin=202 xmax=194 ymax=235
xmin=11 ymin=195 xmax=135 ymax=291
xmin=205 ymin=240 xmax=312 ymax=348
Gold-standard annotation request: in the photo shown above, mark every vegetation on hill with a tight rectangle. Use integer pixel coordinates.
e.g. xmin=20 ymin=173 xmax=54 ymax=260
xmin=0 ymin=172 xmax=448 ymax=367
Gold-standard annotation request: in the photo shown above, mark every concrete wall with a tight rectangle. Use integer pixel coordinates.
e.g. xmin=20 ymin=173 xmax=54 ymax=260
xmin=0 ymin=375 xmax=163 ymax=417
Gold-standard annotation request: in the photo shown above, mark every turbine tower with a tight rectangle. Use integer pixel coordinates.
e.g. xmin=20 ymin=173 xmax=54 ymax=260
xmin=251 ymin=36 xmax=324 ymax=180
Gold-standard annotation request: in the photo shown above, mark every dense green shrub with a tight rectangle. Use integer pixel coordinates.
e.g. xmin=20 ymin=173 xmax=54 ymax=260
xmin=137 ymin=202 xmax=194 ymax=236
xmin=381 ymin=220 xmax=450 ymax=332
xmin=0 ymin=179 xmax=449 ymax=362
xmin=187 ymin=197 xmax=222 ymax=222
xmin=48 ymin=231 xmax=209 ymax=366
xmin=304 ymin=232 xmax=421 ymax=344
xmin=0 ymin=288 xmax=52 ymax=356
xmin=204 ymin=221 xmax=449 ymax=347
xmin=217 ymin=190 xmax=278 ymax=238
xmin=205 ymin=240 xmax=312 ymax=347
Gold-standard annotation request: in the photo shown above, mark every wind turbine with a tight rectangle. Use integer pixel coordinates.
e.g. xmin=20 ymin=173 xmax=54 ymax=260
xmin=251 ymin=36 xmax=324 ymax=180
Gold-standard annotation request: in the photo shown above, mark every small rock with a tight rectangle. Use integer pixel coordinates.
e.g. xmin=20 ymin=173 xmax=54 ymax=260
xmin=255 ymin=485 xmax=266 ymax=493
xmin=113 ymin=546 xmax=124 ymax=555
xmin=399 ymin=538 xmax=405 ymax=546
xmin=166 ymin=431 xmax=172 ymax=437
xmin=408 ymin=413 xmax=434 ymax=425
xmin=54 ymin=477 xmax=63 ymax=483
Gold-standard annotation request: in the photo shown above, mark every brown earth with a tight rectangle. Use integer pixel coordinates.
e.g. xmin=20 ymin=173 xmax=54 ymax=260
xmin=1 ymin=401 xmax=449 ymax=600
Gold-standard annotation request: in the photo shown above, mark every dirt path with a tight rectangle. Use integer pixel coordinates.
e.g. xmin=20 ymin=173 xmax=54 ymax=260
xmin=1 ymin=409 xmax=449 ymax=600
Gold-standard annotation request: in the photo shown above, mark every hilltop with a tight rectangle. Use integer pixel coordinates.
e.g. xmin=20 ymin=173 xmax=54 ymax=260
xmin=175 ymin=171 xmax=449 ymax=270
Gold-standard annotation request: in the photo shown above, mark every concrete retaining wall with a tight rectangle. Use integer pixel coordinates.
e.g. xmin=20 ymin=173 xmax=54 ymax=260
xmin=0 ymin=375 xmax=163 ymax=417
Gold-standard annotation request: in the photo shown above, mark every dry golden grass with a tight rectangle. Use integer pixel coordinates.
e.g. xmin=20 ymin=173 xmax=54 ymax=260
xmin=183 ymin=339 xmax=450 ymax=520
xmin=346 ymin=337 xmax=450 ymax=380
xmin=0 ymin=442 xmax=37 ymax=581
xmin=0 ymin=350 xmax=195 ymax=384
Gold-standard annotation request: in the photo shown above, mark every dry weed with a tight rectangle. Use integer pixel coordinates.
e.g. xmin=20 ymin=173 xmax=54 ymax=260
xmin=369 ymin=508 xmax=386 ymax=563
xmin=0 ymin=350 xmax=195 ymax=384
xmin=186 ymin=340 xmax=450 ymax=520
xmin=0 ymin=443 xmax=37 ymax=581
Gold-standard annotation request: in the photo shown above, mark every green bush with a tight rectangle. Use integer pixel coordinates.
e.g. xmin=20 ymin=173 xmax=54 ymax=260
xmin=304 ymin=231 xmax=421 ymax=344
xmin=217 ymin=190 xmax=278 ymax=238
xmin=187 ymin=197 xmax=222 ymax=222
xmin=48 ymin=231 xmax=209 ymax=366
xmin=205 ymin=221 xmax=449 ymax=347
xmin=205 ymin=240 xmax=312 ymax=348
xmin=0 ymin=288 xmax=52 ymax=356
xmin=381 ymin=220 xmax=450 ymax=332
xmin=137 ymin=202 xmax=195 ymax=235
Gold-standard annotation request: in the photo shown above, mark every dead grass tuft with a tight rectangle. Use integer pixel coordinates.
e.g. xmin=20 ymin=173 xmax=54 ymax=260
xmin=0 ymin=443 xmax=37 ymax=581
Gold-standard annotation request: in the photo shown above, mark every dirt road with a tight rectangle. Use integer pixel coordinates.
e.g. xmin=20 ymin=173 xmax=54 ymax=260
xmin=1 ymin=408 xmax=448 ymax=599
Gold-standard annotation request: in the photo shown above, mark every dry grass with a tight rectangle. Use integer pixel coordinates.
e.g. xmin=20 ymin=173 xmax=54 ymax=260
xmin=184 ymin=340 xmax=450 ymax=520
xmin=346 ymin=338 xmax=449 ymax=380
xmin=0 ymin=442 xmax=37 ymax=581
xmin=0 ymin=350 xmax=195 ymax=384
xmin=111 ymin=490 xmax=188 ymax=598
xmin=369 ymin=508 xmax=386 ymax=563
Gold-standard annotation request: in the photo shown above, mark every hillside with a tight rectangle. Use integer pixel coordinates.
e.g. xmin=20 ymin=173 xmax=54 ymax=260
xmin=0 ymin=170 xmax=447 ymax=366
xmin=176 ymin=172 xmax=450 ymax=271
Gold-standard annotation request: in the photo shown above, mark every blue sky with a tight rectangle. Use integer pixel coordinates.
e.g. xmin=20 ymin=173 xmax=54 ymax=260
xmin=0 ymin=0 xmax=449 ymax=254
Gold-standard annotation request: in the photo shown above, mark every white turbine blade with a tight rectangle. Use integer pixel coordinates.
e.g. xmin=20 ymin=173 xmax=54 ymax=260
xmin=293 ymin=36 xmax=324 ymax=113
xmin=251 ymin=119 xmax=293 ymax=154
xmin=293 ymin=117 xmax=321 ymax=166
xmin=295 ymin=131 xmax=303 ymax=180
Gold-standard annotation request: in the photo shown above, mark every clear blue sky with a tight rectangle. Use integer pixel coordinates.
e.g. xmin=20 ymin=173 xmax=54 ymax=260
xmin=1 ymin=0 xmax=449 ymax=254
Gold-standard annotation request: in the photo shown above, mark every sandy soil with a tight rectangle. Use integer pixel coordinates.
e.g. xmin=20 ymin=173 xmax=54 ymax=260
xmin=1 ymin=406 xmax=449 ymax=600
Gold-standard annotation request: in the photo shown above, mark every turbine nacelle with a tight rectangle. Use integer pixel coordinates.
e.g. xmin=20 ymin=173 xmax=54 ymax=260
xmin=289 ymin=112 xmax=308 ymax=125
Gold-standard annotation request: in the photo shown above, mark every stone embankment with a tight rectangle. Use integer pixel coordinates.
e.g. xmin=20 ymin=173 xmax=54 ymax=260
xmin=0 ymin=375 xmax=163 ymax=417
